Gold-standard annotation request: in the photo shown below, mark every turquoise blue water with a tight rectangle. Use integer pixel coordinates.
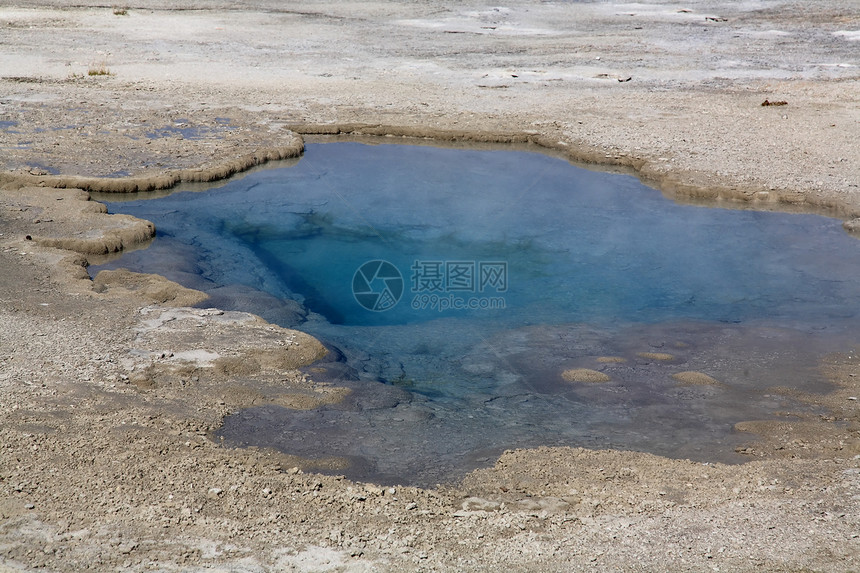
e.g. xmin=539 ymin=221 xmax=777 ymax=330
xmin=93 ymin=142 xmax=860 ymax=485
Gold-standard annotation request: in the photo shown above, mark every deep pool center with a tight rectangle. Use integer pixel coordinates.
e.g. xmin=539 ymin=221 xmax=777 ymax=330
xmin=93 ymin=140 xmax=860 ymax=486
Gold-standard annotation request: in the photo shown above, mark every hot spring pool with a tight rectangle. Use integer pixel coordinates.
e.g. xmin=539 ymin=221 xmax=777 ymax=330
xmin=92 ymin=141 xmax=860 ymax=486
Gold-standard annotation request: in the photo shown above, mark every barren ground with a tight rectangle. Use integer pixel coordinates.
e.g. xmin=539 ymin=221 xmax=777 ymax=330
xmin=1 ymin=1 xmax=859 ymax=571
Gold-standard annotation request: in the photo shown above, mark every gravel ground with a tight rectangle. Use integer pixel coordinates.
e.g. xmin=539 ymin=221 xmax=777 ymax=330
xmin=1 ymin=1 xmax=859 ymax=571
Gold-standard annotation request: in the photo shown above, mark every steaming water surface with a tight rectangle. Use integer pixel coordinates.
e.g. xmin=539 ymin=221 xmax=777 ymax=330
xmin=93 ymin=142 xmax=860 ymax=485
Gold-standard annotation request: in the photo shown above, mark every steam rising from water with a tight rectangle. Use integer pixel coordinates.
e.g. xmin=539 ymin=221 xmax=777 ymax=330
xmin=93 ymin=142 xmax=860 ymax=485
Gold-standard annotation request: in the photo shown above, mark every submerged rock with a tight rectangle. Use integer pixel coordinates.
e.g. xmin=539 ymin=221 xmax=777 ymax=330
xmin=637 ymin=352 xmax=675 ymax=361
xmin=561 ymin=368 xmax=610 ymax=383
xmin=672 ymin=371 xmax=724 ymax=387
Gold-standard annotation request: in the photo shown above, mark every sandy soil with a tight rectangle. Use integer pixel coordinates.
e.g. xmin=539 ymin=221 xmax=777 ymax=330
xmin=1 ymin=1 xmax=859 ymax=571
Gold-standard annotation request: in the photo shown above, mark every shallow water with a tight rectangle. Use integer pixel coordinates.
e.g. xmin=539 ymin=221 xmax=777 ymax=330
xmin=93 ymin=142 xmax=860 ymax=486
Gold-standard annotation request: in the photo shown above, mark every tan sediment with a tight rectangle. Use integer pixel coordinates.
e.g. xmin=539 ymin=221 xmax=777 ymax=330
xmin=562 ymin=368 xmax=611 ymax=383
xmin=733 ymin=419 xmax=860 ymax=459
xmin=33 ymin=217 xmax=155 ymax=255
xmin=672 ymin=371 xmax=724 ymax=387
xmin=729 ymin=351 xmax=860 ymax=459
xmin=0 ymin=139 xmax=304 ymax=194
xmin=638 ymin=162 xmax=860 ymax=221
xmin=1 ymin=186 xmax=156 ymax=255
xmin=843 ymin=218 xmax=860 ymax=236
xmin=115 ymin=305 xmax=331 ymax=410
xmin=214 ymin=344 xmax=329 ymax=377
xmin=281 ymin=455 xmax=352 ymax=473
xmin=637 ymin=352 xmax=676 ymax=361
xmin=596 ymin=356 xmax=627 ymax=363
xmin=92 ymin=269 xmax=208 ymax=307
xmin=271 ymin=386 xmax=352 ymax=410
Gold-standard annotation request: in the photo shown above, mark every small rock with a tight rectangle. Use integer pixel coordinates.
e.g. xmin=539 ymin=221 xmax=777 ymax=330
xmin=118 ymin=541 xmax=138 ymax=555
xmin=207 ymin=487 xmax=223 ymax=498
xmin=365 ymin=484 xmax=384 ymax=496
